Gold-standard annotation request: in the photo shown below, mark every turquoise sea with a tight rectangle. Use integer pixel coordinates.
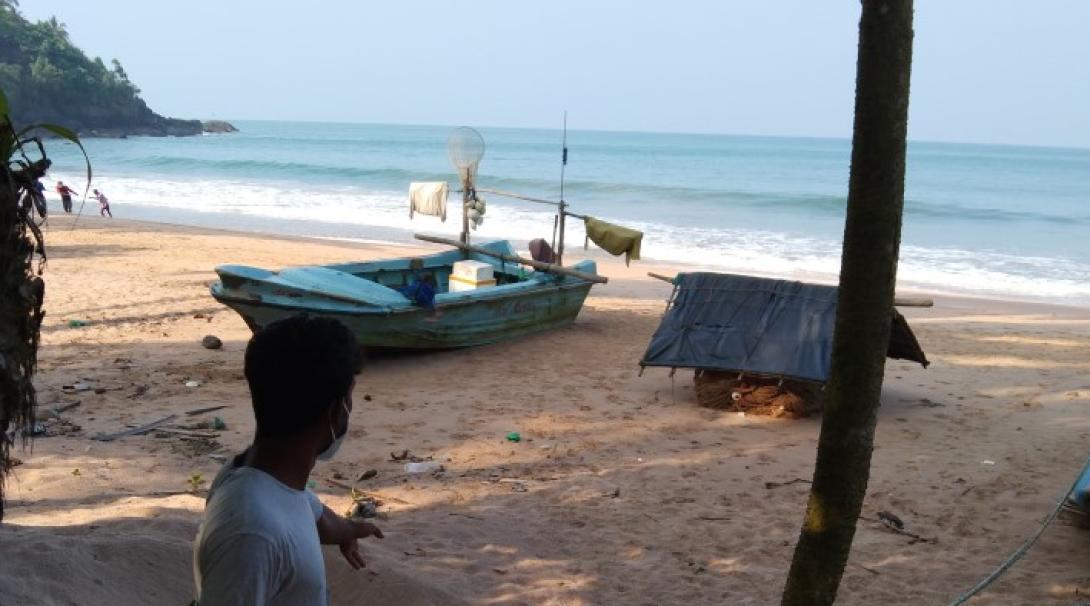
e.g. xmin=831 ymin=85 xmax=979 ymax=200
xmin=43 ymin=120 xmax=1090 ymax=305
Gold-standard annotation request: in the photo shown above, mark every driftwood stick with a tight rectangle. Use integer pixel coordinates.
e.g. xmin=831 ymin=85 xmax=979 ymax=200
xmin=128 ymin=425 xmax=218 ymax=439
xmin=884 ymin=524 xmax=935 ymax=543
xmin=860 ymin=515 xmax=937 ymax=544
xmin=414 ymin=234 xmax=608 ymax=284
xmin=94 ymin=414 xmax=177 ymax=442
xmin=325 ymin=478 xmax=354 ymax=490
xmin=646 ymin=272 xmax=933 ymax=307
xmin=185 ymin=405 xmax=229 ymax=416
xmin=177 ymin=435 xmax=217 ymax=442
xmin=849 ymin=561 xmax=881 ymax=575
xmin=52 ymin=401 xmax=82 ymax=414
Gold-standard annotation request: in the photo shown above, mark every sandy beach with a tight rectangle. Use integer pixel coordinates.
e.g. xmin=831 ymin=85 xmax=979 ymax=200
xmin=2 ymin=215 xmax=1090 ymax=605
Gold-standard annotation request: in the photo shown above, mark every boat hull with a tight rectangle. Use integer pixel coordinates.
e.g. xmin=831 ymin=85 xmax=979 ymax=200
xmin=216 ymin=280 xmax=593 ymax=349
xmin=1072 ymin=461 xmax=1090 ymax=512
xmin=209 ymin=241 xmax=598 ymax=349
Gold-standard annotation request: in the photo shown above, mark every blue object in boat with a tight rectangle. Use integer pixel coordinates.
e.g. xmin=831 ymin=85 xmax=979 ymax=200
xmin=398 ymin=273 xmax=437 ymax=309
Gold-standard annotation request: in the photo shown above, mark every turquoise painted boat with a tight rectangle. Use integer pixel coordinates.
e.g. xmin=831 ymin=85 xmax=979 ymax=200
xmin=1071 ymin=460 xmax=1090 ymax=512
xmin=210 ymin=240 xmax=600 ymax=349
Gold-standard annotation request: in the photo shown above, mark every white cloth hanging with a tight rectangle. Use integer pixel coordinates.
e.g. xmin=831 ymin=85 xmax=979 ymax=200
xmin=409 ymin=182 xmax=449 ymax=222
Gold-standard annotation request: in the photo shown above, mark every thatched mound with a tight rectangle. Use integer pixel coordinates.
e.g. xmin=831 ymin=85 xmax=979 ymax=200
xmin=693 ymin=370 xmax=824 ymax=418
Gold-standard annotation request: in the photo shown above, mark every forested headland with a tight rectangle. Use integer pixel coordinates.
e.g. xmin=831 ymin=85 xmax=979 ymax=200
xmin=0 ymin=1 xmax=233 ymax=137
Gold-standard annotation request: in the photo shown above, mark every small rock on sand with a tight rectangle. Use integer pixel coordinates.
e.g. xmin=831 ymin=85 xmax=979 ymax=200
xmin=201 ymin=335 xmax=223 ymax=350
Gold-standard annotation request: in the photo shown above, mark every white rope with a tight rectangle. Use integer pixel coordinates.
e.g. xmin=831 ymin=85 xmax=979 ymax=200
xmin=946 ymin=453 xmax=1090 ymax=605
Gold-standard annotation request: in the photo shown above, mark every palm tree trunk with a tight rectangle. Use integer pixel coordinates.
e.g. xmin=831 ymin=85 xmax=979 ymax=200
xmin=780 ymin=1 xmax=915 ymax=604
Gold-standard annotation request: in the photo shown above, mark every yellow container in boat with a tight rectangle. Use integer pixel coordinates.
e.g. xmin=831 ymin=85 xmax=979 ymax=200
xmin=448 ymin=273 xmax=497 ymax=292
xmin=452 ymin=260 xmax=494 ymax=281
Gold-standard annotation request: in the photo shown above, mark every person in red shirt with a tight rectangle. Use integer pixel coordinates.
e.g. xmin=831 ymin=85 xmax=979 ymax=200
xmin=55 ymin=181 xmax=76 ymax=213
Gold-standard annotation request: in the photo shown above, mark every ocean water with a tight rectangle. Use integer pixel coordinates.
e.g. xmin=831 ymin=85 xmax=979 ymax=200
xmin=42 ymin=120 xmax=1090 ymax=305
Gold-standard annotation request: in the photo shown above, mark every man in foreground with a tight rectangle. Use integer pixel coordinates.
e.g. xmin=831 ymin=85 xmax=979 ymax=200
xmin=193 ymin=315 xmax=383 ymax=605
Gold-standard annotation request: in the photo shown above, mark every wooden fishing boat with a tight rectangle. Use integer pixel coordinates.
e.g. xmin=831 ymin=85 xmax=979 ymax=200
xmin=210 ymin=239 xmax=601 ymax=349
xmin=209 ymin=125 xmax=639 ymax=348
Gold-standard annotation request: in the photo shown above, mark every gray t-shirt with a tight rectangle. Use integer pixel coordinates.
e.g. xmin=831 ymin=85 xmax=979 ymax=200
xmin=194 ymin=463 xmax=326 ymax=606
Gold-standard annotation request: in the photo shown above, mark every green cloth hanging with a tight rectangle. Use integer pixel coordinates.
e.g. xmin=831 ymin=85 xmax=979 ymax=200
xmin=584 ymin=216 xmax=643 ymax=266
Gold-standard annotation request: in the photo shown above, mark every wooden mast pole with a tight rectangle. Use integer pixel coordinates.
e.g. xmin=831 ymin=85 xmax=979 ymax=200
xmin=556 ymin=111 xmax=568 ymax=266
xmin=557 ymin=200 xmax=566 ymax=266
xmin=461 ymin=171 xmax=471 ymax=246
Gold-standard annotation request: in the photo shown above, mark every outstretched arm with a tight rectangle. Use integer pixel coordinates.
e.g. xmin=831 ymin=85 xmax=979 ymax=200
xmin=315 ymin=505 xmax=384 ymax=569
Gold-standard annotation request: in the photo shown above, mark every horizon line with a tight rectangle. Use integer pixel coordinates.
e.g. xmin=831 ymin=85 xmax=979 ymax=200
xmin=196 ymin=116 xmax=1090 ymax=153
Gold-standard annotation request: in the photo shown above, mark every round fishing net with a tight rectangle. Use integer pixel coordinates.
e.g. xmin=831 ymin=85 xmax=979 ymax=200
xmin=447 ymin=126 xmax=485 ymax=185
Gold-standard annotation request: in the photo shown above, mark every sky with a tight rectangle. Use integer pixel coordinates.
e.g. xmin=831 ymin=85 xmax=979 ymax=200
xmin=20 ymin=1 xmax=1090 ymax=148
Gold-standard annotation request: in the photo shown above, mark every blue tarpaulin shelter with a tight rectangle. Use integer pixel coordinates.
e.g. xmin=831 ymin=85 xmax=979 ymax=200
xmin=640 ymin=273 xmax=928 ymax=383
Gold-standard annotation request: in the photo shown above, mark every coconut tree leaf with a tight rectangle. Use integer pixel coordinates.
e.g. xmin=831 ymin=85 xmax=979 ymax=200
xmin=16 ymin=123 xmax=92 ymax=190
xmin=19 ymin=123 xmax=77 ymax=144
xmin=0 ymin=88 xmax=8 ymax=117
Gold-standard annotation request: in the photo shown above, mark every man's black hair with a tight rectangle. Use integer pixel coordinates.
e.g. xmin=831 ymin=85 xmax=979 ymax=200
xmin=244 ymin=315 xmax=362 ymax=436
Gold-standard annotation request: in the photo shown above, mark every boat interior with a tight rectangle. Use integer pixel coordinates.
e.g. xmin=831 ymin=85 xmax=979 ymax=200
xmin=331 ymin=257 xmax=526 ymax=295
xmin=325 ymin=241 xmax=530 ymax=297
xmin=214 ymin=241 xmax=597 ymax=310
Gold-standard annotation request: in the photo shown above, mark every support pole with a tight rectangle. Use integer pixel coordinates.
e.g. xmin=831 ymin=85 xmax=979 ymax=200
xmin=557 ymin=199 xmax=566 ymax=267
xmin=557 ymin=111 xmax=568 ymax=267
xmin=551 ymin=214 xmax=559 ymax=254
xmin=645 ymin=272 xmax=933 ymax=307
xmin=460 ymin=174 xmax=471 ymax=246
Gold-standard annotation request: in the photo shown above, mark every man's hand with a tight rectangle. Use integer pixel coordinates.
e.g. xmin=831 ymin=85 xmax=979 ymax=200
xmin=338 ymin=521 xmax=384 ymax=570
xmin=318 ymin=505 xmax=385 ymax=570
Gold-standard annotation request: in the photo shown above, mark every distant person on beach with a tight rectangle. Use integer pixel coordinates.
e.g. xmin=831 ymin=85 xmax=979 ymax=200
xmin=55 ymin=181 xmax=76 ymax=213
xmin=193 ymin=316 xmax=382 ymax=606
xmin=91 ymin=188 xmax=112 ymax=217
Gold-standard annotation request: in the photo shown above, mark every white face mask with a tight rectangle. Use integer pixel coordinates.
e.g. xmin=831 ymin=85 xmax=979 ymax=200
xmin=317 ymin=401 xmax=350 ymax=461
